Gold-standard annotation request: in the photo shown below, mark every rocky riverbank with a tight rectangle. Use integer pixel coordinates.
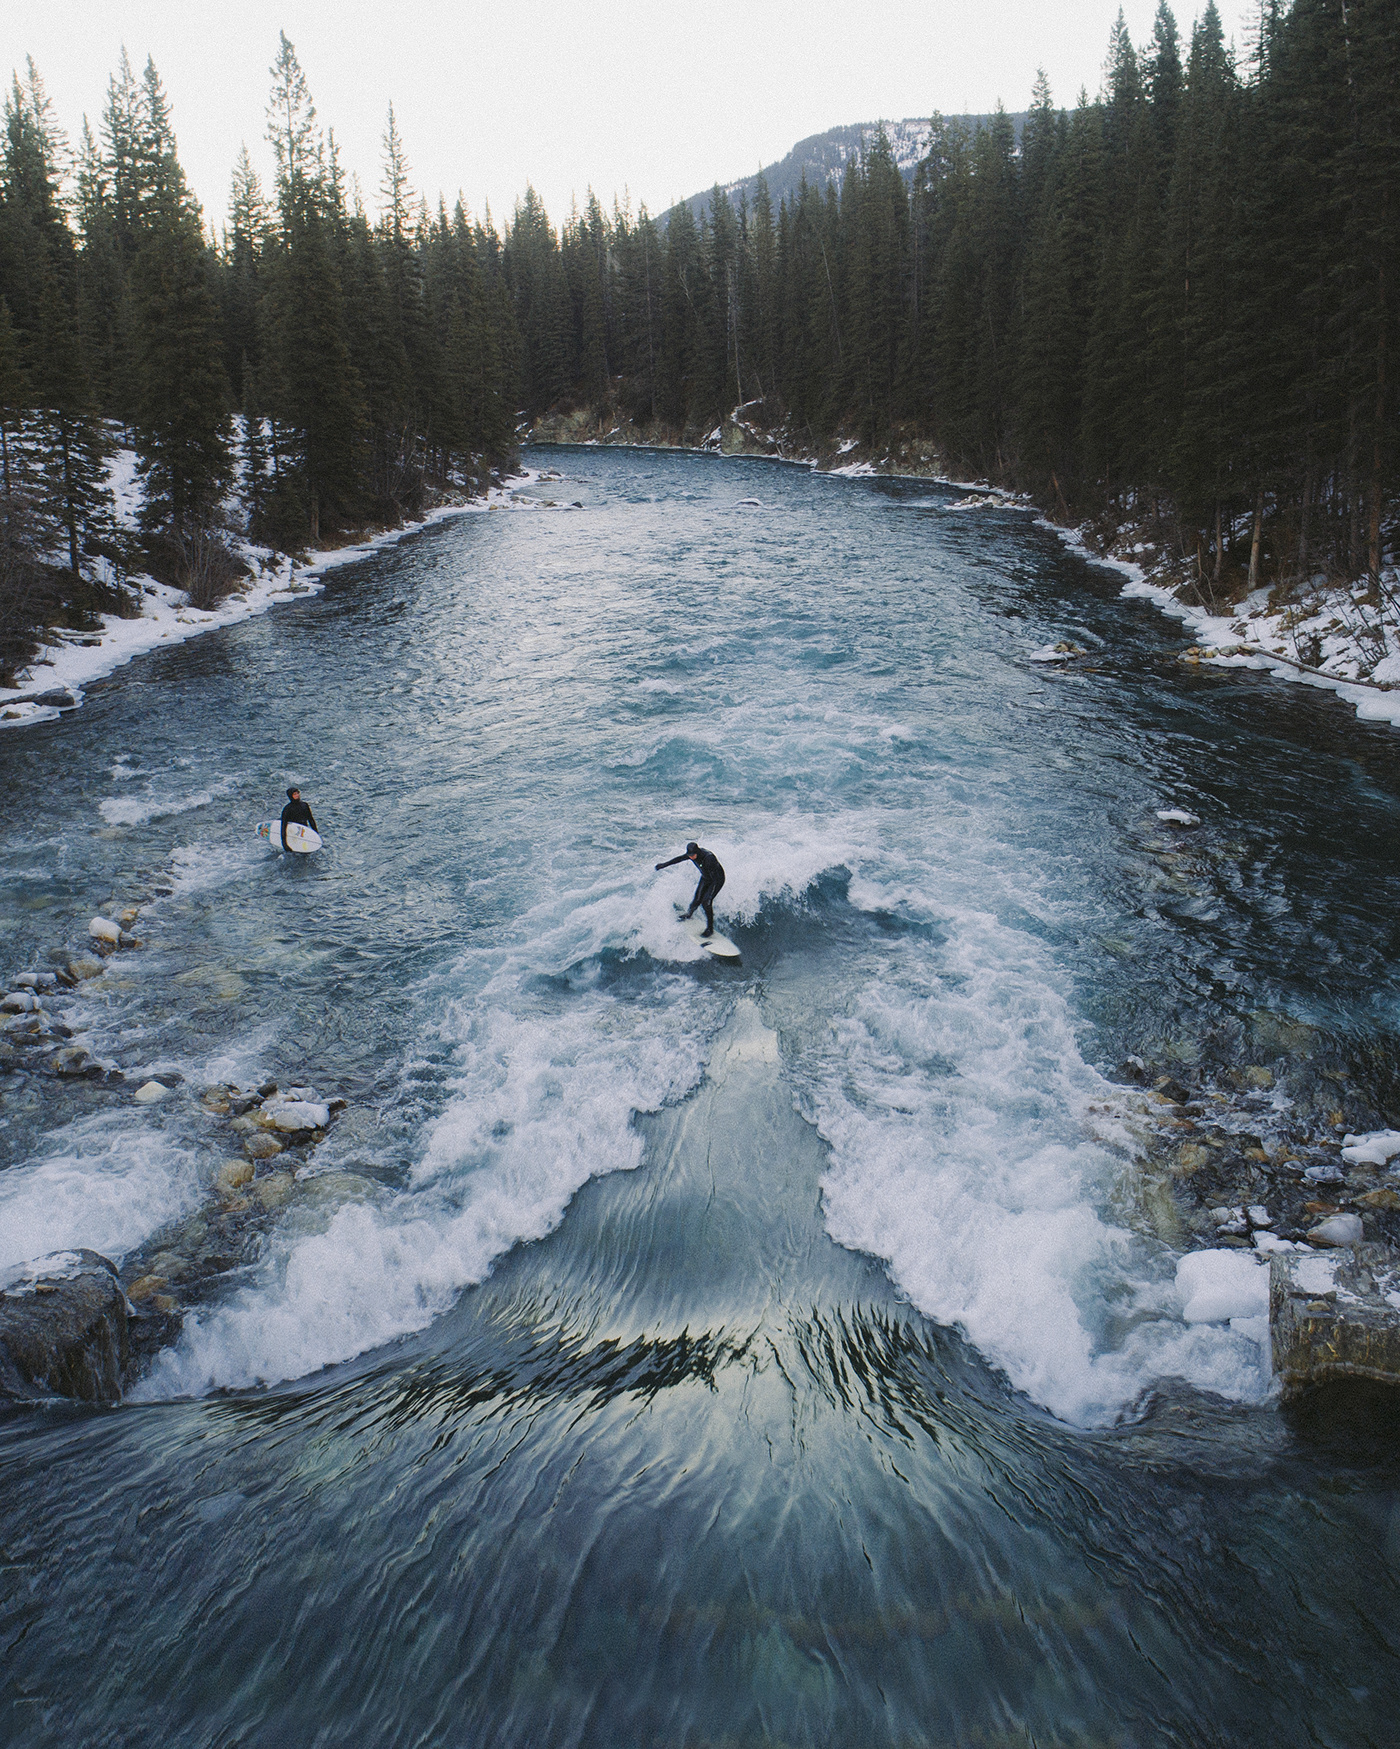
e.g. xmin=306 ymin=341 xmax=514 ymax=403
xmin=1 ymin=452 xmax=535 ymax=732
xmin=0 ymin=888 xmax=352 ymax=1402
xmin=1087 ymin=840 xmax=1400 ymax=1402
xmin=530 ymin=407 xmax=1399 ymax=739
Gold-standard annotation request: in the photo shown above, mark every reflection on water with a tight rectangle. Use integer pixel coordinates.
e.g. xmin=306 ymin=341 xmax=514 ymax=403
xmin=3 ymin=449 xmax=1400 ymax=1743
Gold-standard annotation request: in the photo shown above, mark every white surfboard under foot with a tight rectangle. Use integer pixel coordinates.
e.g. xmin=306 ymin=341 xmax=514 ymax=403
xmin=255 ymin=820 xmax=323 ymax=854
xmin=678 ymin=911 xmax=741 ymax=960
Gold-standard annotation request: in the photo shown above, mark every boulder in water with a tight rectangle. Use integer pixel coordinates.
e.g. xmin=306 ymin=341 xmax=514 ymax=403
xmin=49 ymin=1046 xmax=94 ymax=1077
xmin=1271 ymin=1246 xmax=1400 ymax=1400
xmin=0 ymin=1251 xmax=129 ymax=1402
xmin=88 ymin=917 xmax=121 ymax=944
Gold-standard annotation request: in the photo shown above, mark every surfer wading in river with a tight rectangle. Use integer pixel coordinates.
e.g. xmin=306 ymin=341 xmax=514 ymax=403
xmin=656 ymin=842 xmax=725 ymax=938
xmin=281 ymin=787 xmax=318 ymax=852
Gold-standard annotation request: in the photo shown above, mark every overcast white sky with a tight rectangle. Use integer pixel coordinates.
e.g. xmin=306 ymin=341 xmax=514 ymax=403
xmin=5 ymin=1 xmax=1230 ymax=233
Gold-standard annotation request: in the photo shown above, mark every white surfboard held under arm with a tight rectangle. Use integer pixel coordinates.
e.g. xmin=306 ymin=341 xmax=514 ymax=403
xmin=255 ymin=820 xmax=322 ymax=854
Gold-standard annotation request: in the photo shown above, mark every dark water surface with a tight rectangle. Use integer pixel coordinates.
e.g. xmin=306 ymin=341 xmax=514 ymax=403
xmin=4 ymin=449 xmax=1400 ymax=1746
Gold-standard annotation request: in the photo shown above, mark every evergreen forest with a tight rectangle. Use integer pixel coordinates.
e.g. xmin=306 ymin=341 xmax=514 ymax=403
xmin=0 ymin=1 xmax=1396 ymax=679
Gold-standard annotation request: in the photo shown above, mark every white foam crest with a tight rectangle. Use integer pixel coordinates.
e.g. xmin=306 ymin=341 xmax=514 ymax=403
xmin=0 ymin=1119 xmax=201 ymax=1272
xmin=99 ymin=775 xmax=235 ymax=826
xmin=136 ymin=963 xmax=708 ymax=1395
xmin=167 ymin=840 xmax=261 ymax=895
xmin=457 ymin=818 xmax=859 ymax=973
xmin=813 ymin=903 xmax=1271 ymax=1425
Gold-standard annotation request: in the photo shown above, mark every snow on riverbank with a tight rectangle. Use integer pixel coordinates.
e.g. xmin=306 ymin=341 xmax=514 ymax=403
xmin=0 ymin=456 xmax=536 ymax=730
xmin=547 ymin=420 xmax=1400 ymax=736
xmin=1049 ymin=519 xmax=1400 ymax=731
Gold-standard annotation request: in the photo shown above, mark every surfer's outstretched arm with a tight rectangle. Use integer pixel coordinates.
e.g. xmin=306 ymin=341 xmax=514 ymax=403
xmin=654 ymin=854 xmax=688 ymax=870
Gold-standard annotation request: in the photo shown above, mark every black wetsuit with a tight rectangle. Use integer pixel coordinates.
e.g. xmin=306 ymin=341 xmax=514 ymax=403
xmin=656 ymin=846 xmax=726 ymax=936
xmin=280 ymin=796 xmax=318 ymax=851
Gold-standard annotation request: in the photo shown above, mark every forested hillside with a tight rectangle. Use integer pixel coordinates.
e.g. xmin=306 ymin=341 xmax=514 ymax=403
xmin=519 ymin=0 xmax=1396 ymax=597
xmin=1 ymin=1 xmax=1396 ymax=686
xmin=0 ymin=34 xmax=518 ymax=677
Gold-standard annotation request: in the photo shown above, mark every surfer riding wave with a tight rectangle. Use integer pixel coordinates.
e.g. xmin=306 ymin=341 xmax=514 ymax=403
xmin=655 ymin=842 xmax=725 ymax=938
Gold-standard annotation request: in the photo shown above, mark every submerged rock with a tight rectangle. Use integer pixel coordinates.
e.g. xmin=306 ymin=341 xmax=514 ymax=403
xmin=48 ymin=1046 xmax=94 ymax=1077
xmin=1271 ymin=1246 xmax=1400 ymax=1400
xmin=215 ymin=1159 xmax=254 ymax=1197
xmin=0 ymin=1251 xmax=129 ymax=1402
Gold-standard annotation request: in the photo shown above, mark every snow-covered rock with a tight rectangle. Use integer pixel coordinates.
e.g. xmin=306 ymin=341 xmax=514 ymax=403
xmin=1176 ymin=1249 xmax=1270 ymax=1324
xmin=1341 ymin=1129 xmax=1400 ymax=1167
xmin=1308 ymin=1214 xmax=1364 ymax=1248
xmin=263 ymin=1100 xmax=330 ymax=1133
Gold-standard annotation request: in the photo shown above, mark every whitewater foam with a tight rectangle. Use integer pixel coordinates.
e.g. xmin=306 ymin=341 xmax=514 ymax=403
xmin=99 ymin=775 xmax=235 ymax=827
xmin=0 ymin=1117 xmax=202 ymax=1274
xmin=136 ymin=892 xmax=712 ymax=1396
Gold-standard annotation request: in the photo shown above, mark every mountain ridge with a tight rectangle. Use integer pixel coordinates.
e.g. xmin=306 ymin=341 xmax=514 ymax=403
xmin=669 ymin=113 xmax=1030 ymax=223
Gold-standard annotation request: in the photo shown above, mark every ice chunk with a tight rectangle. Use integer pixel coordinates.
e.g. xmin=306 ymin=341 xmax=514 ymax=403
xmin=1176 ymin=1249 xmax=1270 ymax=1324
xmin=1155 ymin=809 xmax=1201 ymax=826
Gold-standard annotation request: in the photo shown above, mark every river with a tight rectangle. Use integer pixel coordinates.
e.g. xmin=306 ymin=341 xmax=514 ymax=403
xmin=3 ymin=447 xmax=1399 ymax=1745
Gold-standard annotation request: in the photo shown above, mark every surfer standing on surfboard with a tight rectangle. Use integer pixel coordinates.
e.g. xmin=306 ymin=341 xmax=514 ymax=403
xmin=280 ymin=787 xmax=318 ymax=853
xmin=655 ymin=841 xmax=725 ymax=938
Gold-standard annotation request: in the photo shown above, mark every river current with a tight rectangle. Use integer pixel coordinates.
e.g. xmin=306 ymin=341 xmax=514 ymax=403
xmin=3 ymin=447 xmax=1400 ymax=1745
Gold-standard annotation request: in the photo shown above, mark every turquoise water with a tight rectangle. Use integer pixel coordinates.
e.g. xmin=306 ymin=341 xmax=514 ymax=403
xmin=3 ymin=448 xmax=1400 ymax=1744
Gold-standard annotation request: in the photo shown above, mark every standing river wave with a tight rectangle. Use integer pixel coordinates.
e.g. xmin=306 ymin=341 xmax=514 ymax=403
xmin=3 ymin=447 xmax=1400 ymax=1745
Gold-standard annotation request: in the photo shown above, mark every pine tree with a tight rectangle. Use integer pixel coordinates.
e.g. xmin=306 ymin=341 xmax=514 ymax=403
xmin=0 ymin=295 xmax=33 ymax=553
xmin=129 ymin=61 xmax=231 ymax=536
xmin=30 ymin=265 xmax=111 ymax=575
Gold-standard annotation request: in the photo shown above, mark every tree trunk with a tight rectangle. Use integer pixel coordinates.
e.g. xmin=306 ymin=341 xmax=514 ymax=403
xmin=1248 ymin=488 xmax=1264 ymax=592
xmin=0 ymin=421 xmax=11 ymax=547
xmin=1298 ymin=471 xmax=1312 ymax=578
xmin=1213 ymin=502 xmax=1224 ymax=586
xmin=60 ymin=425 xmax=79 ymax=576
xmin=1370 ymin=264 xmax=1386 ymax=593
